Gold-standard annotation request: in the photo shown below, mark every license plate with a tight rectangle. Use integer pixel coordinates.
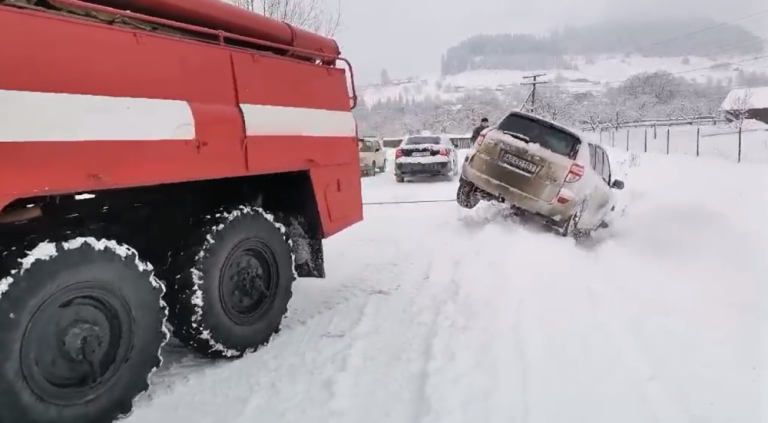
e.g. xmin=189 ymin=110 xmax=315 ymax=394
xmin=411 ymin=151 xmax=431 ymax=157
xmin=500 ymin=151 xmax=539 ymax=174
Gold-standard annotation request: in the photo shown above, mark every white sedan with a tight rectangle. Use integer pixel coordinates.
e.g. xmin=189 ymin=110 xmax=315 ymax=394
xmin=393 ymin=134 xmax=459 ymax=183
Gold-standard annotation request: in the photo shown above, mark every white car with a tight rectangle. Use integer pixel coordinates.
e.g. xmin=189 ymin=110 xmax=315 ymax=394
xmin=358 ymin=137 xmax=386 ymax=176
xmin=394 ymin=134 xmax=459 ymax=183
xmin=457 ymin=111 xmax=625 ymax=238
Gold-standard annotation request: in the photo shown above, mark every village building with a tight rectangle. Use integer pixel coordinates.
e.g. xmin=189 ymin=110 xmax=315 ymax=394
xmin=720 ymin=86 xmax=768 ymax=124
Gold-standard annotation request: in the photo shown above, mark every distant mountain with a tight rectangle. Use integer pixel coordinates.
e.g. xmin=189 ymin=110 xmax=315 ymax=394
xmin=441 ymin=18 xmax=765 ymax=75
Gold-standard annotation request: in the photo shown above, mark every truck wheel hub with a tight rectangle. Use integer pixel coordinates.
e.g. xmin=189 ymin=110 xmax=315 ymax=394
xmin=20 ymin=283 xmax=133 ymax=405
xmin=219 ymin=239 xmax=278 ymax=325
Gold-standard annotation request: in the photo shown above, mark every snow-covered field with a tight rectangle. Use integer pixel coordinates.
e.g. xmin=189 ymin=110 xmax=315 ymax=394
xmin=362 ymin=54 xmax=768 ymax=103
xmin=125 ymin=149 xmax=765 ymax=423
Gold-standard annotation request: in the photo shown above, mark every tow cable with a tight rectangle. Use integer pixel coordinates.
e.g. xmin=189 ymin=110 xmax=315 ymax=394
xmin=363 ymin=199 xmax=456 ymax=206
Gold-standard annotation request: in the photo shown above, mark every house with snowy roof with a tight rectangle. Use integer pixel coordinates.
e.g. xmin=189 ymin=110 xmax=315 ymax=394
xmin=720 ymin=86 xmax=768 ymax=124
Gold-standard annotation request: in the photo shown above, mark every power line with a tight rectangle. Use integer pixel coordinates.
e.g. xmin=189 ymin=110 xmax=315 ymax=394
xmin=704 ymin=37 xmax=767 ymax=56
xmin=548 ymin=54 xmax=768 ymax=89
xmin=636 ymin=9 xmax=768 ymax=53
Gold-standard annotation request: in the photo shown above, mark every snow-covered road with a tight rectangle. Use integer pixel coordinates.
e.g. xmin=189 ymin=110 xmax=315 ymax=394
xmin=126 ymin=150 xmax=765 ymax=423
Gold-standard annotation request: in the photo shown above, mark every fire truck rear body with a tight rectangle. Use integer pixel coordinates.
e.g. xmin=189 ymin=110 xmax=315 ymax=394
xmin=0 ymin=0 xmax=362 ymax=237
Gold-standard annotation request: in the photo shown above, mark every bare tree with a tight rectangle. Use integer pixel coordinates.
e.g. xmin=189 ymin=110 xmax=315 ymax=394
xmin=532 ymin=88 xmax=575 ymax=123
xmin=727 ymin=88 xmax=753 ymax=129
xmin=230 ymin=0 xmax=342 ymax=37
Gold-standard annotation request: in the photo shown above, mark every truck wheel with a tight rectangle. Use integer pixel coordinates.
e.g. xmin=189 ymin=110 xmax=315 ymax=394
xmin=456 ymin=177 xmax=480 ymax=209
xmin=167 ymin=206 xmax=295 ymax=358
xmin=0 ymin=237 xmax=168 ymax=423
xmin=395 ymin=174 xmax=405 ymax=183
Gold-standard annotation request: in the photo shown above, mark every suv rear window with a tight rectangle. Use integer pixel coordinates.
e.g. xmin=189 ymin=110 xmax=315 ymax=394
xmin=497 ymin=114 xmax=580 ymax=157
xmin=403 ymin=136 xmax=440 ymax=145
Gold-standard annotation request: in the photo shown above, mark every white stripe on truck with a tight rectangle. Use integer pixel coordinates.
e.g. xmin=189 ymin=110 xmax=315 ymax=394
xmin=0 ymin=89 xmax=356 ymax=142
xmin=0 ymin=89 xmax=195 ymax=141
xmin=239 ymin=104 xmax=356 ymax=137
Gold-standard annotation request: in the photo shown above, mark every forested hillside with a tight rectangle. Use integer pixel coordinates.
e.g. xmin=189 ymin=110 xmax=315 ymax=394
xmin=440 ymin=18 xmax=765 ymax=75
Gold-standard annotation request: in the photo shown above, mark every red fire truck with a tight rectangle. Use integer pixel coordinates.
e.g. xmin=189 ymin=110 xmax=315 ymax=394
xmin=0 ymin=0 xmax=362 ymax=421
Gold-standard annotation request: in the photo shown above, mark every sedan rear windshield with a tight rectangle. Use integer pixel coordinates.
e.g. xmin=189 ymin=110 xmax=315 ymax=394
xmin=403 ymin=136 xmax=441 ymax=145
xmin=497 ymin=115 xmax=580 ymax=157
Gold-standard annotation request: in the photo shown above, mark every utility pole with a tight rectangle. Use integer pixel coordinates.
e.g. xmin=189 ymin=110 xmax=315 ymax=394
xmin=521 ymin=73 xmax=548 ymax=113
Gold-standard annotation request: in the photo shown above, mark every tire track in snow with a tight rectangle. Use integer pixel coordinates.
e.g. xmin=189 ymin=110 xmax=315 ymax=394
xmin=510 ymin=299 xmax=530 ymax=423
xmin=581 ymin=283 xmax=692 ymax=423
xmin=409 ymin=259 xmax=463 ymax=423
xmin=322 ymin=225 xmax=471 ymax=423
xmin=416 ymin=223 xmax=532 ymax=423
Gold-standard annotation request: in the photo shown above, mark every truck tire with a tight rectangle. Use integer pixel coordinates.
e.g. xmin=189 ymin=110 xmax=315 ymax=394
xmin=0 ymin=237 xmax=168 ymax=423
xmin=456 ymin=177 xmax=480 ymax=209
xmin=167 ymin=206 xmax=295 ymax=358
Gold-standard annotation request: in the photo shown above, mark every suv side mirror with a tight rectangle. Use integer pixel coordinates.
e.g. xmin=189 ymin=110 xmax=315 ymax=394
xmin=611 ymin=179 xmax=625 ymax=190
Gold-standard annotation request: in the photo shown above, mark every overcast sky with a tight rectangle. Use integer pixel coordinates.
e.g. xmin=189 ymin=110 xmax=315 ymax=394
xmin=334 ymin=0 xmax=767 ymax=83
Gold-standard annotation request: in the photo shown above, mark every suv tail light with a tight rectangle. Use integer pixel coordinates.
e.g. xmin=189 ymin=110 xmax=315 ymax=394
xmin=395 ymin=149 xmax=403 ymax=158
xmin=475 ymin=128 xmax=492 ymax=147
xmin=564 ymin=163 xmax=584 ymax=183
xmin=438 ymin=148 xmax=448 ymax=156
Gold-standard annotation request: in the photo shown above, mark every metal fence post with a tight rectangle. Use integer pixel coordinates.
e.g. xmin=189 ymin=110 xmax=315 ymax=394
xmin=738 ymin=127 xmax=742 ymax=163
xmin=666 ymin=128 xmax=670 ymax=154
xmin=626 ymin=130 xmax=630 ymax=151
xmin=696 ymin=127 xmax=700 ymax=157
xmin=644 ymin=129 xmax=648 ymax=152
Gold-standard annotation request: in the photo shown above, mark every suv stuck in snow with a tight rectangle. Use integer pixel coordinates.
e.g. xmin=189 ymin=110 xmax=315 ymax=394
xmin=0 ymin=0 xmax=361 ymax=422
xmin=457 ymin=111 xmax=624 ymax=238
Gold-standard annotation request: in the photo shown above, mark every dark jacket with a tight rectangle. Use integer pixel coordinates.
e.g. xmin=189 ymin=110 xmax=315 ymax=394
xmin=470 ymin=125 xmax=487 ymax=144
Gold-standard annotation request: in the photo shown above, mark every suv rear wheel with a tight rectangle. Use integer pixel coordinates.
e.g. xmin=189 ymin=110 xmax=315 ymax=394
xmin=457 ymin=178 xmax=480 ymax=209
xmin=559 ymin=201 xmax=591 ymax=240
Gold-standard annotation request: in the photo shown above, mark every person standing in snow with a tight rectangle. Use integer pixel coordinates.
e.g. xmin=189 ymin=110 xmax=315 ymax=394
xmin=470 ymin=117 xmax=489 ymax=146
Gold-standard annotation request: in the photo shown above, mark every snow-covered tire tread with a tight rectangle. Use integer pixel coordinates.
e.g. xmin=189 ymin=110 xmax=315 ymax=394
xmin=0 ymin=236 xmax=168 ymax=423
xmin=167 ymin=205 xmax=297 ymax=359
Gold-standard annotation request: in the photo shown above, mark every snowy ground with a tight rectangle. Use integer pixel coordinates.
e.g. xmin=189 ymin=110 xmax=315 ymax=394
xmin=126 ymin=149 xmax=765 ymax=423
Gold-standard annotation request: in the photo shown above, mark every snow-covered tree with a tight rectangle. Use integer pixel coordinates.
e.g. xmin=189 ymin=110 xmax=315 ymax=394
xmin=726 ymin=89 xmax=753 ymax=129
xmin=532 ymin=88 xmax=577 ymax=124
xmin=229 ymin=0 xmax=341 ymax=36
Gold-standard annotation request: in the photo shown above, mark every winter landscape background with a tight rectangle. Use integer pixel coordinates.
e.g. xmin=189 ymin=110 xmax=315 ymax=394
xmin=350 ymin=17 xmax=768 ymax=138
